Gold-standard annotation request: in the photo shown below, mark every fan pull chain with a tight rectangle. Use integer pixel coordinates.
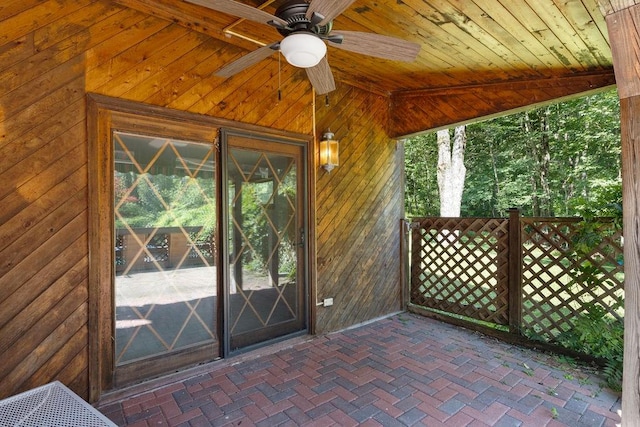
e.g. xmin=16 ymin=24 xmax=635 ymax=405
xmin=325 ymin=95 xmax=330 ymax=107
xmin=278 ymin=52 xmax=282 ymax=101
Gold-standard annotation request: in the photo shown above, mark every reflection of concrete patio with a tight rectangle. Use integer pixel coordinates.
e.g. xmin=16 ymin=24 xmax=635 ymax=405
xmin=114 ymin=266 xmax=297 ymax=363
xmin=115 ymin=265 xmax=279 ymax=310
xmin=115 ymin=267 xmax=218 ymax=364
xmin=116 ymin=266 xmax=218 ymax=308
xmin=99 ymin=313 xmax=621 ymax=426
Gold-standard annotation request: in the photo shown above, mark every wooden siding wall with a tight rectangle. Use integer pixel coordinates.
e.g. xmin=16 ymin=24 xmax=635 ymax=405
xmin=0 ymin=0 xmax=404 ymax=400
xmin=0 ymin=0 xmax=314 ymax=400
xmin=315 ymin=86 xmax=404 ymax=333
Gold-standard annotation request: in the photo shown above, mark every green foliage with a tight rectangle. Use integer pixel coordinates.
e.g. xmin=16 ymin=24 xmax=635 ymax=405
xmin=404 ymin=133 xmax=439 ymax=216
xmin=556 ymin=213 xmax=625 ymax=392
xmin=556 ymin=302 xmax=623 ymax=391
xmin=231 ymin=175 xmax=297 ymax=277
xmin=405 ymin=89 xmax=625 ymax=391
xmin=115 ymin=171 xmax=217 ymax=248
xmin=116 ymin=164 xmax=297 ymax=278
xmin=570 ymin=180 xmax=622 ymax=223
xmin=405 ymin=88 xmax=622 ymax=218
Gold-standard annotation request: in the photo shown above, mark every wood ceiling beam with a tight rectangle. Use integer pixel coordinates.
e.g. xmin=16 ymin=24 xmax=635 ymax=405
xmin=388 ymin=70 xmax=616 ymax=138
xmin=112 ymin=0 xmax=258 ymax=51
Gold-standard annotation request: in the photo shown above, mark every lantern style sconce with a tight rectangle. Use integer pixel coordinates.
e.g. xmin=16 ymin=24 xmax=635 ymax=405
xmin=319 ymin=130 xmax=339 ymax=172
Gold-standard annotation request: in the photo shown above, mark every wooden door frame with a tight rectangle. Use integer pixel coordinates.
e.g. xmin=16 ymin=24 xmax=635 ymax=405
xmin=87 ymin=94 xmax=314 ymax=402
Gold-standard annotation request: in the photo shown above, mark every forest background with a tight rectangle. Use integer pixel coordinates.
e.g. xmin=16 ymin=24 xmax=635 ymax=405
xmin=404 ymin=88 xmax=622 ymax=219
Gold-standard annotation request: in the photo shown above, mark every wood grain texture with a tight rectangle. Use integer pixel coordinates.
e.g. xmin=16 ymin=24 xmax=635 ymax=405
xmin=620 ymin=94 xmax=640 ymax=427
xmin=328 ymin=30 xmax=421 ymax=62
xmin=0 ymin=0 xmax=312 ymax=402
xmin=0 ymin=0 xmax=633 ymax=409
xmin=598 ymin=0 xmax=640 ymax=15
xmin=111 ymin=0 xmax=615 ymax=97
xmin=214 ymin=44 xmax=277 ymax=78
xmin=185 ymin=0 xmax=285 ymax=26
xmin=611 ymin=5 xmax=640 ymax=421
xmin=607 ymin=6 xmax=640 ymax=98
xmin=314 ymin=86 xmax=403 ymax=333
xmin=606 ymin=5 xmax=640 ymax=423
xmin=305 ymin=56 xmax=336 ymax=95
xmin=389 ymin=71 xmax=617 ymax=137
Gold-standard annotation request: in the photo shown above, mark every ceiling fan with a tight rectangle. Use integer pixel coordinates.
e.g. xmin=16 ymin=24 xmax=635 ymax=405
xmin=186 ymin=0 xmax=421 ymax=94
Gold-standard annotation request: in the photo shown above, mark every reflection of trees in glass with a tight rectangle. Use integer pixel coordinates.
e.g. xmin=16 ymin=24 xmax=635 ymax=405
xmin=278 ymin=170 xmax=297 ymax=279
xmin=115 ymin=170 xmax=216 ymax=240
xmin=234 ymin=168 xmax=297 ymax=278
xmin=238 ymin=183 xmax=268 ymax=274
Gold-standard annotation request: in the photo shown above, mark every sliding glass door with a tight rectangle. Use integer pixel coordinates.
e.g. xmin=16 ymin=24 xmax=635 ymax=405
xmin=109 ymin=129 xmax=307 ymax=386
xmin=225 ymin=133 xmax=307 ymax=352
xmin=90 ymin=98 xmax=312 ymax=397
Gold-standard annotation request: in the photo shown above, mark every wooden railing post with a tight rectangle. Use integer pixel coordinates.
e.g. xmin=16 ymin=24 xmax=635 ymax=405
xmin=605 ymin=6 xmax=640 ymax=422
xmin=508 ymin=208 xmax=523 ymax=335
xmin=400 ymin=219 xmax=410 ymax=310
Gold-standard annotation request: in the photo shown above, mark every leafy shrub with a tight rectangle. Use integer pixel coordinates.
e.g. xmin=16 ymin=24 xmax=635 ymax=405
xmin=558 ymin=212 xmax=624 ymax=391
xmin=556 ymin=302 xmax=623 ymax=391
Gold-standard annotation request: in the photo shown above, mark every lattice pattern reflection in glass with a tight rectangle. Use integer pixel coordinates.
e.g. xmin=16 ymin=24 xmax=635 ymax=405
xmin=113 ymin=132 xmax=217 ymax=365
xmin=228 ymin=148 xmax=298 ymax=336
xmin=410 ymin=217 xmax=509 ymax=324
xmin=520 ymin=218 xmax=624 ymax=340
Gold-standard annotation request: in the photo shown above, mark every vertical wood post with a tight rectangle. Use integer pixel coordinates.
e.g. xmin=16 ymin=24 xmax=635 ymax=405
xmin=508 ymin=208 xmax=523 ymax=335
xmin=409 ymin=220 xmax=423 ymax=307
xmin=604 ymin=4 xmax=640 ymax=424
xmin=620 ymin=95 xmax=640 ymax=425
xmin=400 ymin=219 xmax=410 ymax=310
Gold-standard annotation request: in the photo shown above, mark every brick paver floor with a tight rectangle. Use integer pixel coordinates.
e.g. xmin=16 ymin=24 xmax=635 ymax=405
xmin=97 ymin=313 xmax=621 ymax=426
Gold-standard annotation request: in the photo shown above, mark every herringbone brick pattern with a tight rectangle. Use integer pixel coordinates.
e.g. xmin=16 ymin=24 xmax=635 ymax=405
xmin=98 ymin=314 xmax=621 ymax=426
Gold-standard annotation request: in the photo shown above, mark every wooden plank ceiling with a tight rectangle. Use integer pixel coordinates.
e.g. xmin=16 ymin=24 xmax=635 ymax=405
xmin=115 ymin=0 xmax=617 ymax=135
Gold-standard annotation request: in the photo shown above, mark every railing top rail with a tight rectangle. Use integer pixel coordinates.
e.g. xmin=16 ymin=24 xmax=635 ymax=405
xmin=116 ymin=226 xmax=209 ymax=235
xmin=411 ymin=215 xmax=617 ymax=223
xmin=410 ymin=216 xmax=506 ymax=221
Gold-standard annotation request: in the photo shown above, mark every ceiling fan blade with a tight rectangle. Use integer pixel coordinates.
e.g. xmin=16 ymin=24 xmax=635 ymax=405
xmin=328 ymin=30 xmax=421 ymax=62
xmin=186 ymin=0 xmax=287 ymax=26
xmin=215 ymin=43 xmax=279 ymax=78
xmin=306 ymin=0 xmax=357 ymax=25
xmin=306 ymin=56 xmax=335 ymax=95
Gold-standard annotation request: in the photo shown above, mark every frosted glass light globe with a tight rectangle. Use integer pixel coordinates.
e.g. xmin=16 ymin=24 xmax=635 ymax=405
xmin=280 ymin=33 xmax=327 ymax=68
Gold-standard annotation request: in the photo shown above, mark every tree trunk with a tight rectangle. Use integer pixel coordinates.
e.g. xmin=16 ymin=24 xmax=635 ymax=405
xmin=489 ymin=142 xmax=500 ymax=216
xmin=523 ymin=110 xmax=552 ymax=216
xmin=437 ymin=126 xmax=467 ymax=217
xmin=530 ymin=174 xmax=540 ymax=216
xmin=539 ymin=109 xmax=552 ymax=216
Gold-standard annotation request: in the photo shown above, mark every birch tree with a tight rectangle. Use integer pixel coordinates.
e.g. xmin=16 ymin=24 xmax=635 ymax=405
xmin=437 ymin=126 xmax=467 ymax=217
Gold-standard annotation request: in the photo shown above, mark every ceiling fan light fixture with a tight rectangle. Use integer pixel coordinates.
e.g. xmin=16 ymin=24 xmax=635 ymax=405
xmin=280 ymin=33 xmax=327 ymax=68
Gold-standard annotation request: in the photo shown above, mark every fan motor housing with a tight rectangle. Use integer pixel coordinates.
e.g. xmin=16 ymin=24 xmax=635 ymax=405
xmin=274 ymin=0 xmax=332 ymax=36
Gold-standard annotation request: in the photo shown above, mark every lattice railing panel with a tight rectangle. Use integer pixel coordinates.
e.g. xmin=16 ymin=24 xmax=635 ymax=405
xmin=408 ymin=214 xmax=624 ymax=356
xmin=410 ymin=217 xmax=509 ymax=325
xmin=521 ymin=218 xmax=624 ymax=341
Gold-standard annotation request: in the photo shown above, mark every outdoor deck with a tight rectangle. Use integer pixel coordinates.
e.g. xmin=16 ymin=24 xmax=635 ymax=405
xmin=97 ymin=313 xmax=621 ymax=426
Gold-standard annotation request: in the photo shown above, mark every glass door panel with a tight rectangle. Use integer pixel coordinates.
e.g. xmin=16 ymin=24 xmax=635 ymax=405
xmin=113 ymin=131 xmax=219 ymax=381
xmin=226 ymin=136 xmax=306 ymax=351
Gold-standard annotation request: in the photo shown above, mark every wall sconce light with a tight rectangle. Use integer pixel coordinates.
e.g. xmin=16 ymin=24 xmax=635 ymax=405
xmin=320 ymin=130 xmax=339 ymax=172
